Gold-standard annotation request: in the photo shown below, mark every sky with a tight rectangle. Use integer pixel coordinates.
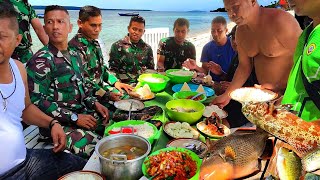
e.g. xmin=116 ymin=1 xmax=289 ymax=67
xmin=29 ymin=0 xmax=277 ymax=11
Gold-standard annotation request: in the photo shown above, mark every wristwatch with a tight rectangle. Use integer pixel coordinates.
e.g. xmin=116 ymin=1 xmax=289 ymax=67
xmin=71 ymin=113 xmax=78 ymax=122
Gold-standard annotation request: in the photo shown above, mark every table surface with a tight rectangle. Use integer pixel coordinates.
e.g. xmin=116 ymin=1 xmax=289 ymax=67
xmin=83 ymin=85 xmax=274 ymax=179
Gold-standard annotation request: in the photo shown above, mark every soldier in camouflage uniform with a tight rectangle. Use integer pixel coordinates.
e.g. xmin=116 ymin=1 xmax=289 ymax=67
xmin=157 ymin=18 xmax=196 ymax=71
xmin=2 ymin=0 xmax=48 ymax=63
xmin=109 ymin=16 xmax=154 ymax=83
xmin=69 ymin=6 xmax=133 ymax=107
xmin=26 ymin=5 xmax=109 ymax=159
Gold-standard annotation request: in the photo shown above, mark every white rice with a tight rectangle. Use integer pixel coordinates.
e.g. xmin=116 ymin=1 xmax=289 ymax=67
xmin=63 ymin=173 xmax=102 ymax=180
xmin=231 ymin=88 xmax=276 ymax=102
xmin=143 ymin=77 xmax=165 ymax=83
xmin=203 ymin=105 xmax=227 ymax=118
xmin=169 ymin=70 xmax=193 ymax=76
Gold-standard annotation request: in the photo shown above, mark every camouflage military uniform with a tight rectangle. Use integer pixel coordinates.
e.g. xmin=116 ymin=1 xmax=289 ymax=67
xmin=27 ymin=43 xmax=103 ymax=158
xmin=109 ymin=36 xmax=154 ymax=83
xmin=69 ymin=32 xmax=119 ymax=105
xmin=157 ymin=37 xmax=196 ymax=69
xmin=2 ymin=0 xmax=37 ymax=63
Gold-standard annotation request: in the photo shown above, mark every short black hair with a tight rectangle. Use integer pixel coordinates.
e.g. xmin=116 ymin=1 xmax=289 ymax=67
xmin=44 ymin=5 xmax=69 ymax=16
xmin=211 ymin=16 xmax=227 ymax=27
xmin=79 ymin=5 xmax=101 ymax=22
xmin=173 ymin=18 xmax=190 ymax=29
xmin=0 ymin=1 xmax=19 ymax=34
xmin=129 ymin=15 xmax=145 ymax=27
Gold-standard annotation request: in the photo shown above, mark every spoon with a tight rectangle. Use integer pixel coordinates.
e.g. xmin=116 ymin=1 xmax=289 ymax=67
xmin=128 ymin=102 xmax=133 ymax=120
xmin=191 ymin=92 xmax=206 ymax=100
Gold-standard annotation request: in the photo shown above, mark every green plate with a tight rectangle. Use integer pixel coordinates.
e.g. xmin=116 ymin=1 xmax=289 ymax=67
xmin=142 ymin=147 xmax=202 ymax=180
xmin=104 ymin=120 xmax=159 ymax=144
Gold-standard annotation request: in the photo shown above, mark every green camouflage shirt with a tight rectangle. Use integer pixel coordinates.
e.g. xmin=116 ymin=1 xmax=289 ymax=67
xmin=69 ymin=32 xmax=118 ymax=99
xmin=2 ymin=0 xmax=37 ymax=63
xmin=27 ymin=43 xmax=98 ymax=124
xmin=109 ymin=35 xmax=154 ymax=83
xmin=157 ymin=37 xmax=196 ymax=69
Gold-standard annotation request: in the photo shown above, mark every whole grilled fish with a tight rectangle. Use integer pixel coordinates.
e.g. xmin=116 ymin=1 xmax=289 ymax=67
xmin=242 ymin=101 xmax=320 ymax=172
xmin=276 ymin=147 xmax=302 ymax=180
xmin=200 ymin=130 xmax=269 ymax=179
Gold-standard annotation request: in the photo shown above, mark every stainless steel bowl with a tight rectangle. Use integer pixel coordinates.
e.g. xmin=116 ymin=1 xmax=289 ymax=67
xmin=95 ymin=134 xmax=151 ymax=180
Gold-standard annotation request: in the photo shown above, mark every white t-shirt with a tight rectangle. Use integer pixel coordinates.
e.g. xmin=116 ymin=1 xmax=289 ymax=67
xmin=0 ymin=58 xmax=26 ymax=175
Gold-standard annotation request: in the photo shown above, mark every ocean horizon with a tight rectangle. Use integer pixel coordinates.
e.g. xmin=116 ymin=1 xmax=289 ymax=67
xmin=31 ymin=10 xmax=230 ymax=60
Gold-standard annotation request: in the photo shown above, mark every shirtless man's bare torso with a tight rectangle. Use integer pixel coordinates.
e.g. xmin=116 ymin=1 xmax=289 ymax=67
xmin=213 ymin=0 xmax=301 ymax=107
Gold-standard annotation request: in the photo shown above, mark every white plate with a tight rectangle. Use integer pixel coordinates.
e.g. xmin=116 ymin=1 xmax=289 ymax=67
xmin=58 ymin=170 xmax=104 ymax=180
xmin=114 ymin=99 xmax=145 ymax=111
xmin=196 ymin=121 xmax=230 ymax=138
xmin=229 ymin=87 xmax=278 ymax=103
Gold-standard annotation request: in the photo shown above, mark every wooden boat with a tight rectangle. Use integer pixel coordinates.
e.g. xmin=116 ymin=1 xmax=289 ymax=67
xmin=118 ymin=12 xmax=139 ymax=16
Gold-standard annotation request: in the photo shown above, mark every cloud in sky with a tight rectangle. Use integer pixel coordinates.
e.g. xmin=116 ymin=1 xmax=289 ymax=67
xmin=29 ymin=0 xmax=277 ymax=11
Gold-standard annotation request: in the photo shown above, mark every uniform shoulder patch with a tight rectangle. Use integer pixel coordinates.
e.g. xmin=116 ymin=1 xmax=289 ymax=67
xmin=307 ymin=43 xmax=316 ymax=55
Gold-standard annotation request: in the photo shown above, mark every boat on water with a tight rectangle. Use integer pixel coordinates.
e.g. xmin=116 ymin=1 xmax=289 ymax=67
xmin=37 ymin=13 xmax=44 ymax=18
xmin=118 ymin=12 xmax=139 ymax=16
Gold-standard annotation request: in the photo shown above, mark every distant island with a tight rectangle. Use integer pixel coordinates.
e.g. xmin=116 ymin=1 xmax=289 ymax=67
xmin=32 ymin=5 xmax=152 ymax=11
xmin=210 ymin=8 xmax=226 ymax=12
xmin=210 ymin=1 xmax=282 ymax=12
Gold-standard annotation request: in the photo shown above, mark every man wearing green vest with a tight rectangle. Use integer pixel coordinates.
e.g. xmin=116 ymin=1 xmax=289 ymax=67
xmin=282 ymin=0 xmax=320 ymax=121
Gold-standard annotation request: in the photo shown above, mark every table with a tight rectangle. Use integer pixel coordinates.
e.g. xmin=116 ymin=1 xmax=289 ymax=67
xmin=83 ymin=85 xmax=273 ymax=179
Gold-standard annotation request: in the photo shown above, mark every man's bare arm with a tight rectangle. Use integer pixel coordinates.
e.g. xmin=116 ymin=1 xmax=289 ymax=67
xmin=31 ymin=18 xmax=48 ymax=45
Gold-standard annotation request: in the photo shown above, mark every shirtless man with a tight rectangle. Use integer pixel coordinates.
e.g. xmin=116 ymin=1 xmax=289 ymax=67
xmin=212 ymin=0 xmax=301 ymax=107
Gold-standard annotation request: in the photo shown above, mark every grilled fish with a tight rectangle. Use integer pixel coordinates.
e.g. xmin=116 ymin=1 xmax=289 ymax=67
xmin=200 ymin=130 xmax=269 ymax=179
xmin=242 ymin=101 xmax=320 ymax=172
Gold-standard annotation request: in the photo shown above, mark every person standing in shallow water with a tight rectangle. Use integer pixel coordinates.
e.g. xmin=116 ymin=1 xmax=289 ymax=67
xmin=0 ymin=2 xmax=86 ymax=179
xmin=157 ymin=18 xmax=196 ymax=71
xmin=212 ymin=0 xmax=301 ymax=108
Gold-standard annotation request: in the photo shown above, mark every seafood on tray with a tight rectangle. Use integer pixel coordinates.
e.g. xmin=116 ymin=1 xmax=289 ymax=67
xmin=200 ymin=129 xmax=269 ymax=179
xmin=242 ymin=100 xmax=320 ymax=173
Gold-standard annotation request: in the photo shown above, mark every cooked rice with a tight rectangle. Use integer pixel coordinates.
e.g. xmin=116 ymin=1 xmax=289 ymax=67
xmin=231 ymin=88 xmax=275 ymax=102
xmin=169 ymin=70 xmax=193 ymax=76
xmin=63 ymin=173 xmax=102 ymax=180
xmin=203 ymin=105 xmax=227 ymax=118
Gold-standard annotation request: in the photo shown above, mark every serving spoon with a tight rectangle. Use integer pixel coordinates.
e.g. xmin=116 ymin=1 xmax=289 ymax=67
xmin=191 ymin=92 xmax=206 ymax=100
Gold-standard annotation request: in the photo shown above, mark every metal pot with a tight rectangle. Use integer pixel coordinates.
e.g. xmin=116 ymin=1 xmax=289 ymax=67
xmin=95 ymin=134 xmax=151 ymax=180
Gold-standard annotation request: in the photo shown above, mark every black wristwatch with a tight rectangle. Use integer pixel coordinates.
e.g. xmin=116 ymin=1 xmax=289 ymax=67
xmin=71 ymin=113 xmax=78 ymax=122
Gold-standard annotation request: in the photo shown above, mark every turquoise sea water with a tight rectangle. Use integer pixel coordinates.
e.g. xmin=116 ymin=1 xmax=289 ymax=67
xmin=31 ymin=10 xmax=229 ymax=55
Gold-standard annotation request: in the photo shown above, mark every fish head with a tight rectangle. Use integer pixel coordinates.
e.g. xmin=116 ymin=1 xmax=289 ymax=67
xmin=199 ymin=153 xmax=234 ymax=180
xmin=200 ymin=147 xmax=236 ymax=180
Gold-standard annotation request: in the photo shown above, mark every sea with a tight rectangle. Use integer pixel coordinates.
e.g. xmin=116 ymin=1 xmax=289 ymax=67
xmin=31 ymin=10 xmax=230 ymax=55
